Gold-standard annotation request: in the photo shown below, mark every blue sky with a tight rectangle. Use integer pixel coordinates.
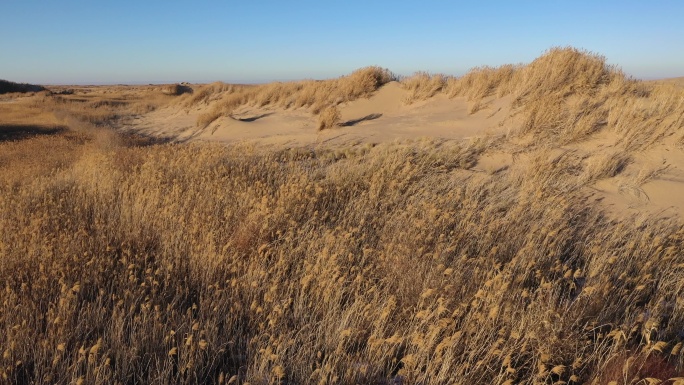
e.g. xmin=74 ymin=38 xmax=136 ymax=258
xmin=1 ymin=1 xmax=683 ymax=84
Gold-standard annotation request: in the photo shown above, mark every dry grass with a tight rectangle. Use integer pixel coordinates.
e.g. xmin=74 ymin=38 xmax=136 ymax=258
xmin=11 ymin=86 xmax=178 ymax=127
xmin=398 ymin=47 xmax=684 ymax=150
xmin=160 ymin=84 xmax=192 ymax=96
xmin=317 ymin=106 xmax=341 ymax=131
xmin=3 ymin=129 xmax=684 ymax=385
xmin=401 ymin=64 xmax=518 ymax=104
xmin=186 ymin=66 xmax=395 ymax=128
xmin=446 ymin=64 xmax=518 ymax=100
xmin=121 ymin=46 xmax=684 ymax=152
xmin=402 ymin=72 xmax=447 ymax=103
xmin=2 ymin=48 xmax=684 ymax=385
xmin=581 ymin=150 xmax=631 ymax=184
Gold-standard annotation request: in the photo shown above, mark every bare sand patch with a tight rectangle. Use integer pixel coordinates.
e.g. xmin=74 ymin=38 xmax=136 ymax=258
xmin=129 ymin=81 xmax=513 ymax=148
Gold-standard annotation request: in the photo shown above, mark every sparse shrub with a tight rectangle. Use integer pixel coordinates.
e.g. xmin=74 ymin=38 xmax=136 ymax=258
xmin=317 ymin=105 xmax=340 ymax=130
xmin=160 ymin=83 xmax=192 ymax=96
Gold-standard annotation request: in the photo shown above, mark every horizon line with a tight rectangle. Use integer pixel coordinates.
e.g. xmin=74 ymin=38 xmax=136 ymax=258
xmin=30 ymin=73 xmax=683 ymax=87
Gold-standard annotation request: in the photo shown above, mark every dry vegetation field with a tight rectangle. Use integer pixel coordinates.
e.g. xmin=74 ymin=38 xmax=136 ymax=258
xmin=2 ymin=48 xmax=684 ymax=385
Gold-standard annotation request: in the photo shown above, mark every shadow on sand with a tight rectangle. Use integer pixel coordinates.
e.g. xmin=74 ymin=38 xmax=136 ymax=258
xmin=340 ymin=113 xmax=382 ymax=127
xmin=236 ymin=113 xmax=274 ymax=122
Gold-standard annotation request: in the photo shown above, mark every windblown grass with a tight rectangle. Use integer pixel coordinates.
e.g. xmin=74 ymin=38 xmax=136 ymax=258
xmin=400 ymin=47 xmax=684 ymax=149
xmin=17 ymin=86 xmax=178 ymax=127
xmin=3 ymin=130 xmax=684 ymax=384
xmin=187 ymin=66 xmax=396 ymax=128
xmin=402 ymin=72 xmax=447 ymax=103
xmin=2 ymin=48 xmax=684 ymax=385
xmin=167 ymin=47 xmax=684 ymax=151
xmin=317 ymin=106 xmax=341 ymax=131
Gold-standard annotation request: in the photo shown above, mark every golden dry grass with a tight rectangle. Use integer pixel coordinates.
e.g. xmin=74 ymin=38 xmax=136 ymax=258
xmin=317 ymin=106 xmax=341 ymax=131
xmin=398 ymin=47 xmax=684 ymax=150
xmin=2 ymin=48 xmax=684 ymax=385
xmin=160 ymin=84 xmax=192 ymax=96
xmin=185 ymin=66 xmax=395 ymax=128
xmin=4 ymin=131 xmax=684 ymax=385
xmin=402 ymin=72 xmax=447 ymax=103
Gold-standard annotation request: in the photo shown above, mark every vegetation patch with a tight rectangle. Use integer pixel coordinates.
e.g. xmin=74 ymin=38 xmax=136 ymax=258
xmin=0 ymin=79 xmax=45 ymax=94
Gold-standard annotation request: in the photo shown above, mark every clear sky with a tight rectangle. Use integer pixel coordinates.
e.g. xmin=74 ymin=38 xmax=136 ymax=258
xmin=1 ymin=1 xmax=683 ymax=84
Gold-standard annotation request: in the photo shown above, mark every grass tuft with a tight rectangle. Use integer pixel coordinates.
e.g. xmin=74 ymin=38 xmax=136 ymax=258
xmin=317 ymin=105 xmax=341 ymax=130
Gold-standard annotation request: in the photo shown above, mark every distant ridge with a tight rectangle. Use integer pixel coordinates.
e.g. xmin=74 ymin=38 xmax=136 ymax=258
xmin=0 ymin=79 xmax=46 ymax=94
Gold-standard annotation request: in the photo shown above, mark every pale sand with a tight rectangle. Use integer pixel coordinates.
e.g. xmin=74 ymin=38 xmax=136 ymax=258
xmin=121 ymin=78 xmax=684 ymax=220
xmin=593 ymin=142 xmax=684 ymax=219
xmin=127 ymin=81 xmax=511 ymax=147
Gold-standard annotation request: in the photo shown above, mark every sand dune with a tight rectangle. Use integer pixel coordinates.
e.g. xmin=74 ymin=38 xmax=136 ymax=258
xmin=128 ymin=81 xmax=512 ymax=148
xmin=57 ymin=68 xmax=682 ymax=223
xmin=5 ymin=48 xmax=684 ymax=223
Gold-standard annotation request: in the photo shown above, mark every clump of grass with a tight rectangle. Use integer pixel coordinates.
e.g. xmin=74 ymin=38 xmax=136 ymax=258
xmin=469 ymin=47 xmax=684 ymax=148
xmin=317 ymin=105 xmax=340 ymax=130
xmin=468 ymin=99 xmax=484 ymax=115
xmin=581 ymin=150 xmax=631 ymax=183
xmin=160 ymin=83 xmax=192 ymax=96
xmin=401 ymin=72 xmax=446 ymax=103
xmin=180 ymin=82 xmax=241 ymax=107
xmin=511 ymin=47 xmax=616 ymax=107
xmin=400 ymin=65 xmax=519 ymax=105
xmin=445 ymin=64 xmax=518 ymax=100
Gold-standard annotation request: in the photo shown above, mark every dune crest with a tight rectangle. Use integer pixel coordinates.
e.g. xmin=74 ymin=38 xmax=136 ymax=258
xmin=23 ymin=47 xmax=679 ymax=220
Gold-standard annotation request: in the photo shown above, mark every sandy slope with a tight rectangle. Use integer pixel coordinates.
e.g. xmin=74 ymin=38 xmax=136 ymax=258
xmin=593 ymin=141 xmax=684 ymax=219
xmin=120 ymin=78 xmax=684 ymax=220
xmin=126 ymin=107 xmax=200 ymax=140
xmin=128 ymin=82 xmax=511 ymax=147
xmin=590 ymin=77 xmax=684 ymax=219
xmin=2 ymin=71 xmax=682 ymax=222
